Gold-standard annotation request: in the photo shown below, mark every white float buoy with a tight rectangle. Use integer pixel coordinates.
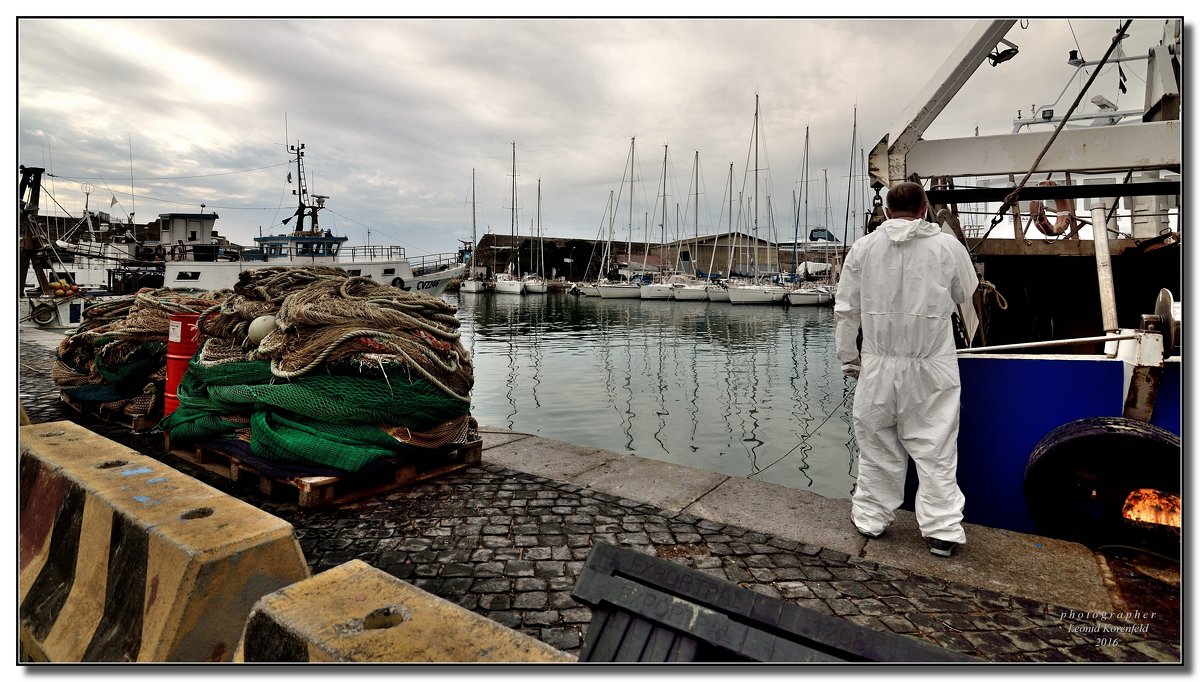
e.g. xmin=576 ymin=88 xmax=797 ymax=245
xmin=248 ymin=315 xmax=277 ymax=345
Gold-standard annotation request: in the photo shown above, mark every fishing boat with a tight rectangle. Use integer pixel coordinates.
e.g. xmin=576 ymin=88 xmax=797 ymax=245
xmin=868 ymin=18 xmax=1181 ymax=548
xmin=154 ymin=142 xmax=464 ymax=296
xmin=459 ymin=170 xmax=489 ymax=293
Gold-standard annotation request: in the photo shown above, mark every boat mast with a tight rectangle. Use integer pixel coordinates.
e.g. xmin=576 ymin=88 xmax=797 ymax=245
xmin=692 ymin=151 xmax=700 ymax=277
xmin=843 ymin=106 xmax=858 ymax=247
xmin=470 ymin=169 xmax=477 ymax=279
xmin=627 ymin=137 xmax=635 ymax=282
xmin=537 ymin=178 xmax=543 ymax=278
xmin=802 ymin=127 xmax=810 ymax=279
xmin=602 ymin=190 xmax=614 ymax=279
xmin=290 ymin=141 xmax=308 ymax=235
xmin=511 ymin=142 xmax=519 ymax=277
xmin=752 ymin=95 xmax=760 ymax=278
xmin=720 ymin=163 xmax=734 ymax=278
xmin=653 ymin=144 xmax=668 ymax=277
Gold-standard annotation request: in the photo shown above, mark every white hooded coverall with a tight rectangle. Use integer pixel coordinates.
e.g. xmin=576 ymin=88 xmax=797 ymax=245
xmin=834 ymin=217 xmax=978 ymax=543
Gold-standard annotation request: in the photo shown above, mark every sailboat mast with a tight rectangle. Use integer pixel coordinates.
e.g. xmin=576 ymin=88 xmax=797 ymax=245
xmin=693 ymin=151 xmax=700 ymax=277
xmin=511 ymin=142 xmax=519 ymax=276
xmin=537 ymin=178 xmax=543 ymax=277
xmin=471 ymin=169 xmax=477 ymax=277
xmin=628 ymin=137 xmax=635 ymax=280
xmin=843 ymin=106 xmax=858 ymax=246
xmin=752 ymin=95 xmax=759 ymax=276
xmin=803 ymin=127 xmax=810 ymax=278
xmin=722 ymin=163 xmax=734 ymax=277
xmin=654 ymin=144 xmax=667 ymax=275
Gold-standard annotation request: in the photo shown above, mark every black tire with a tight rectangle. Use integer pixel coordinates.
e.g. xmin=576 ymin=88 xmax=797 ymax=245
xmin=1024 ymin=416 xmax=1179 ymax=545
xmin=391 ymin=277 xmax=407 ymax=290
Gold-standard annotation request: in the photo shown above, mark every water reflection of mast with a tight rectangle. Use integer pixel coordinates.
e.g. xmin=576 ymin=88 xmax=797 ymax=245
xmin=619 ymin=302 xmax=636 ymax=451
xmin=649 ymin=304 xmax=671 ymax=455
xmin=501 ymin=297 xmax=519 ymax=429
xmin=779 ymin=309 xmax=817 ymax=486
xmin=528 ymin=295 xmax=543 ymax=409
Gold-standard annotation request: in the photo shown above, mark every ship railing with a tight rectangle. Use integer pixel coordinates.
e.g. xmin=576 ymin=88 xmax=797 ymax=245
xmin=409 ymin=251 xmax=465 ymax=276
xmin=338 ymin=245 xmax=409 ymax=262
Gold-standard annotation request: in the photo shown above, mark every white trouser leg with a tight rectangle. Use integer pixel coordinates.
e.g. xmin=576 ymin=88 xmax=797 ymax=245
xmin=900 ymin=382 xmax=967 ymax=544
xmin=850 ymin=407 xmax=908 ymax=535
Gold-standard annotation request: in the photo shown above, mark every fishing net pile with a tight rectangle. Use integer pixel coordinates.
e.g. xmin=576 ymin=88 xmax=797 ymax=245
xmin=160 ymin=266 xmax=476 ymax=475
xmin=52 ymin=288 xmax=222 ymax=418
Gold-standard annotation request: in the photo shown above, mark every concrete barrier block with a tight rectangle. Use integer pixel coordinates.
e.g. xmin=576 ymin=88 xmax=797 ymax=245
xmin=236 ymin=559 xmax=574 ymax=663
xmin=19 ymin=421 xmax=310 ymax=662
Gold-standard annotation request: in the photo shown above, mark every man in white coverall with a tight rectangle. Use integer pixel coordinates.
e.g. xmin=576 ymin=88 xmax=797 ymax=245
xmin=834 ymin=181 xmax=978 ymax=557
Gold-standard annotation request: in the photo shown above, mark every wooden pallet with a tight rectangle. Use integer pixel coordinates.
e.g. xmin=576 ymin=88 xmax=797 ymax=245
xmin=164 ymin=435 xmax=483 ymax=508
xmin=60 ymin=392 xmax=161 ymax=434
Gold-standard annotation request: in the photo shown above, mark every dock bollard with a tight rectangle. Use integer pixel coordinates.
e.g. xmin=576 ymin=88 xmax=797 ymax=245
xmin=236 ymin=559 xmax=574 ymax=663
xmin=19 ymin=420 xmax=310 ymax=662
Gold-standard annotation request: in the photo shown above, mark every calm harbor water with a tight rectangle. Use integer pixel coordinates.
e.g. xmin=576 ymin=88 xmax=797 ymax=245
xmin=451 ymin=291 xmax=860 ymax=499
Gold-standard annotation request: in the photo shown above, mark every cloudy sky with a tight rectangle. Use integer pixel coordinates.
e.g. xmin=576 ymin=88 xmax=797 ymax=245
xmin=17 ymin=15 xmax=1171 ymax=256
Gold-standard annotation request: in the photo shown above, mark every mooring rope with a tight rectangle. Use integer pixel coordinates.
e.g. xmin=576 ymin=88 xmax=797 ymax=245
xmin=747 ymin=385 xmax=856 ymax=479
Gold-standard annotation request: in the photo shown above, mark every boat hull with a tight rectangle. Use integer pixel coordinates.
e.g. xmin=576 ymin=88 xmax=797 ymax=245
xmin=596 ymin=284 xmax=642 ymax=299
xmin=786 ymin=288 xmax=832 ymax=306
xmin=495 ymin=279 xmax=525 ymax=295
xmin=945 ymin=352 xmax=1181 ymax=538
xmin=706 ymin=288 xmax=731 ymax=302
xmin=727 ymin=286 xmax=787 ymax=305
xmin=672 ymin=286 xmax=709 ymax=301
xmin=460 ymin=279 xmax=489 ymax=293
xmin=639 ymin=284 xmax=676 ymax=299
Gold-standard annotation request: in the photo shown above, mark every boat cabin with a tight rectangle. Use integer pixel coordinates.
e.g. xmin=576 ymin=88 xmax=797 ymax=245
xmin=254 ymin=231 xmax=348 ymax=261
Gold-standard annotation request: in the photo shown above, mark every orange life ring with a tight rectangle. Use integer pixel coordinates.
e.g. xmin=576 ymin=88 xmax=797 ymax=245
xmin=1029 ymin=181 xmax=1075 ymax=237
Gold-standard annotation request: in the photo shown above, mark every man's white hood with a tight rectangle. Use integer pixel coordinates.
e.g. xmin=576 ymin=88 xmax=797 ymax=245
xmin=882 ymin=217 xmax=942 ymax=243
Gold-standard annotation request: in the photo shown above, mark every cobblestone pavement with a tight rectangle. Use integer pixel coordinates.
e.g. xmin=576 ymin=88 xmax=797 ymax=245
xmin=19 ymin=339 xmax=1181 ymax=664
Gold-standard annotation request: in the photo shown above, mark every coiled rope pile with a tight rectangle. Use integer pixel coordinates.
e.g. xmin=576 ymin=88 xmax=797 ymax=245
xmin=160 ymin=266 xmax=476 ymax=474
xmin=53 ymin=288 xmax=223 ymax=418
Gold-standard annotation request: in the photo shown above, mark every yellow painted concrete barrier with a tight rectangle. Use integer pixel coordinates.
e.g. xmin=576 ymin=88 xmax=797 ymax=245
xmin=236 ymin=559 xmax=574 ymax=663
xmin=19 ymin=420 xmax=310 ymax=662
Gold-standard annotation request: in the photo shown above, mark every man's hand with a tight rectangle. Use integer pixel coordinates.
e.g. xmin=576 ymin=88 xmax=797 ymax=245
xmin=842 ymin=362 xmax=861 ymax=379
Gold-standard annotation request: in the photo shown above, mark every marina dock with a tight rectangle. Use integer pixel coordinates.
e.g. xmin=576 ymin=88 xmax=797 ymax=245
xmin=18 ymin=328 xmax=1180 ymax=663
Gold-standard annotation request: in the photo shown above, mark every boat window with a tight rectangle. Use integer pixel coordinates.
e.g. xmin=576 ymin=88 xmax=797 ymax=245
xmin=189 ymin=231 xmax=198 ymax=241
xmin=175 ymin=272 xmax=201 ymax=281
xmin=383 ymin=268 xmax=396 ymax=275
xmin=346 ymin=269 xmax=361 ymax=276
xmin=330 ymin=243 xmax=340 ymax=257
xmin=299 ymin=243 xmax=311 ymax=256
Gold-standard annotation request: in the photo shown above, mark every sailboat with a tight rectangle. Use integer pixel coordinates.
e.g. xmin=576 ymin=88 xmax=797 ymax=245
xmin=704 ymin=163 xmax=736 ymax=303
xmin=596 ymin=137 xmax=643 ymax=299
xmin=460 ymin=169 xmax=489 ymax=293
xmin=641 ymin=145 xmax=677 ymax=300
xmin=522 ymin=178 xmax=549 ymax=294
xmin=494 ymin=142 xmax=525 ymax=295
xmin=574 ymin=190 xmax=613 ymax=297
xmin=673 ymin=151 xmax=716 ymax=301
xmin=787 ymin=128 xmax=833 ymax=306
xmin=727 ymin=95 xmax=788 ymax=305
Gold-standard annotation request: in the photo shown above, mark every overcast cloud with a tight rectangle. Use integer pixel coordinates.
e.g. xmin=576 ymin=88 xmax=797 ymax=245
xmin=17 ymin=16 xmax=1172 ymax=256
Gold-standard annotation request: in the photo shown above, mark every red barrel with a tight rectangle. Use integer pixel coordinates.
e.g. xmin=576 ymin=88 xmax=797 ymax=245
xmin=165 ymin=313 xmax=203 ymax=416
